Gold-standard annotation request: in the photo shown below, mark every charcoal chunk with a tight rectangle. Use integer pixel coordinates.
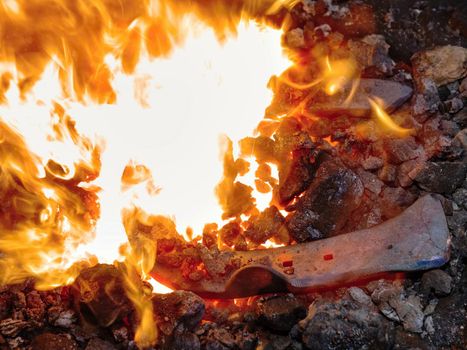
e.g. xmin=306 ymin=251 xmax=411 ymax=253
xmin=255 ymin=294 xmax=306 ymax=332
xmin=412 ymin=161 xmax=467 ymax=194
xmin=152 ymin=291 xmax=205 ymax=335
xmin=286 ymin=159 xmax=363 ymax=240
xmin=277 ymin=149 xmax=323 ymax=206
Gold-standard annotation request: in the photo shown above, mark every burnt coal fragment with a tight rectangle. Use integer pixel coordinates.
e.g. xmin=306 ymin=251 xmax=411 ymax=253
xmin=71 ymin=264 xmax=134 ymax=328
xmin=255 ymin=294 xmax=306 ymax=333
xmin=286 ymin=159 xmax=363 ymax=241
xmin=278 ymin=149 xmax=328 ymax=206
xmin=152 ymin=290 xmax=205 ymax=335
xmin=411 ymin=161 xmax=467 ymax=194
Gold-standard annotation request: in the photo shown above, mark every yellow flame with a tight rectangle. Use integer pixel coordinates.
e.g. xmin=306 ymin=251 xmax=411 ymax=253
xmin=368 ymin=97 xmax=413 ymax=137
xmin=323 ymin=56 xmax=358 ymax=96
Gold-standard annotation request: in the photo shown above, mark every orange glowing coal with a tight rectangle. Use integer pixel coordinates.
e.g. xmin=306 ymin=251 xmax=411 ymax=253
xmin=0 ymin=0 xmax=407 ymax=347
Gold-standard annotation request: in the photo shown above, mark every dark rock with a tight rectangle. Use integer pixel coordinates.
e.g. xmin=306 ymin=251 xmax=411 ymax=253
xmin=429 ymin=269 xmax=467 ymax=348
xmin=255 ymin=294 xmax=306 ymax=332
xmin=201 ymin=326 xmax=236 ymax=350
xmin=277 ymin=148 xmax=324 ymax=206
xmin=453 ymin=188 xmax=467 ymax=210
xmin=421 ymin=269 xmax=453 ymax=296
xmin=258 ymin=333 xmax=292 ymax=350
xmin=71 ymin=264 xmax=133 ymax=328
xmin=370 ymin=1 xmax=467 ymax=62
xmin=307 ymin=79 xmax=412 ymax=117
xmin=85 ymin=338 xmax=117 ymax=350
xmin=152 ymin=290 xmax=205 ymax=335
xmin=31 ymin=333 xmax=78 ymax=350
xmin=453 ymin=108 xmax=467 ymax=128
xmin=411 ymin=78 xmax=441 ymax=117
xmin=300 ymin=297 xmax=394 ymax=350
xmin=447 ymin=209 xmax=467 ymax=236
xmin=171 ymin=331 xmax=200 ymax=350
xmin=444 ymin=97 xmax=464 ymax=114
xmin=412 ymin=161 xmax=467 ymax=194
xmin=412 ymin=46 xmax=467 ymax=87
xmin=286 ymin=159 xmax=363 ymax=240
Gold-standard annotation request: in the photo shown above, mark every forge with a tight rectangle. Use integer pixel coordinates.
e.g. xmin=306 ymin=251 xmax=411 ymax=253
xmin=0 ymin=1 xmax=466 ymax=350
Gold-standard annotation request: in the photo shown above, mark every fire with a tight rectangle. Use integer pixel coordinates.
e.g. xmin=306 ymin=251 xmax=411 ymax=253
xmin=0 ymin=0 xmax=294 ymax=347
xmin=368 ymin=97 xmax=413 ymax=137
xmin=0 ymin=0 xmax=405 ymax=347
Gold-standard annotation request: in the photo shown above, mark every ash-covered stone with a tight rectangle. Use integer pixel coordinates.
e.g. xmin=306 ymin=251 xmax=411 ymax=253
xmin=389 ymin=295 xmax=425 ymax=333
xmin=255 ymin=294 xmax=306 ymax=332
xmin=421 ymin=269 xmax=453 ymax=296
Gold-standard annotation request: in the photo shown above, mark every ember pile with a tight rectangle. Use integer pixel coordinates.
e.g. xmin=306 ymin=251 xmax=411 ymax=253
xmin=1 ymin=0 xmax=467 ymax=349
